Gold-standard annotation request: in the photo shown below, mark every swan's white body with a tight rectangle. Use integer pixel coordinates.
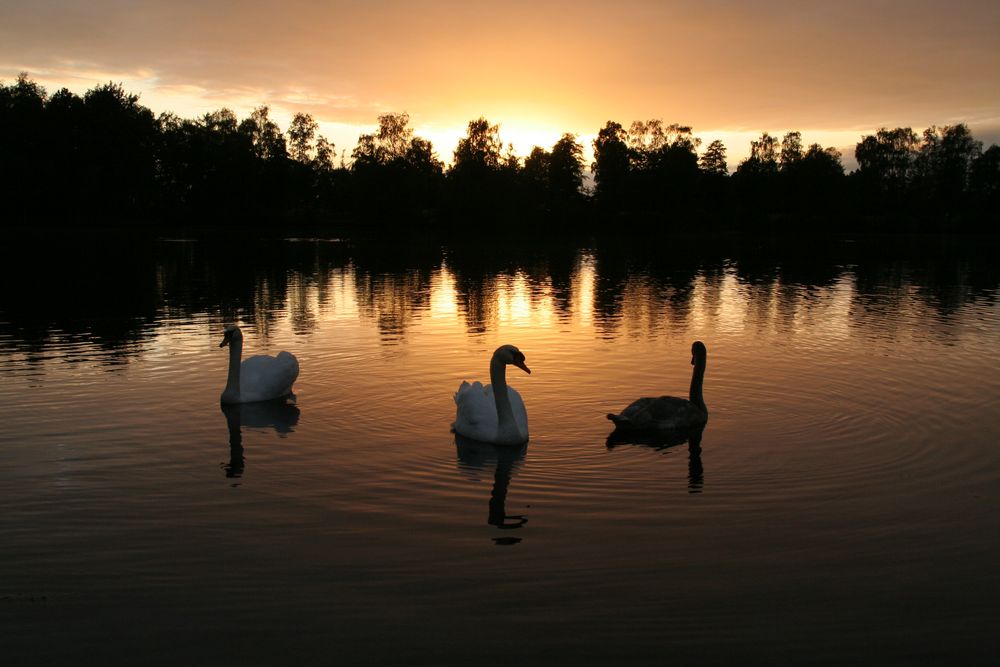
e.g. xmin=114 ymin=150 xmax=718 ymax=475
xmin=454 ymin=345 xmax=531 ymax=446
xmin=220 ymin=326 xmax=299 ymax=404
xmin=455 ymin=382 xmax=529 ymax=444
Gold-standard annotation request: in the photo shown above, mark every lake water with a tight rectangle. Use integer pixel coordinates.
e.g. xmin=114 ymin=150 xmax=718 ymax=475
xmin=2 ymin=233 xmax=999 ymax=664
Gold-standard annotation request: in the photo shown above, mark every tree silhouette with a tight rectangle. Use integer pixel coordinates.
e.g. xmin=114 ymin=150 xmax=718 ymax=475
xmin=448 ymin=117 xmax=512 ymax=215
xmin=239 ymin=106 xmax=286 ymax=161
xmin=287 ymin=112 xmax=319 ymax=163
xmin=453 ymin=117 xmax=503 ymax=173
xmin=350 ymin=112 xmax=443 ymax=218
xmin=548 ymin=133 xmax=585 ymax=207
xmin=780 ymin=131 xmax=803 ymax=171
xmin=523 ymin=146 xmax=550 ymax=207
xmin=855 ymin=128 xmax=919 ymax=191
xmin=352 ymin=112 xmax=414 ymax=166
xmin=44 ymin=87 xmax=88 ymax=219
xmin=699 ymin=140 xmax=728 ymax=176
xmin=913 ymin=124 xmax=982 ymax=224
xmin=696 ymin=139 xmax=730 ymax=222
xmin=0 ymin=74 xmax=48 ymax=224
xmin=969 ymin=145 xmax=1000 ymax=229
xmin=852 ymin=127 xmax=921 ymax=226
xmin=801 ymin=144 xmax=844 ymax=179
xmin=404 ymin=137 xmax=442 ymax=172
xmin=78 ymin=82 xmax=159 ymax=221
xmin=733 ymin=132 xmax=780 ymax=224
xmin=1 ymin=73 xmax=996 ymax=234
xmin=314 ymin=135 xmax=335 ymax=172
xmin=205 ymin=108 xmax=239 ymax=133
xmin=592 ymin=121 xmax=630 ymax=208
xmin=517 ymin=134 xmax=586 ymax=216
xmin=788 ymin=143 xmax=845 ymax=221
xmin=621 ymin=120 xmax=701 ymax=218
xmin=743 ymin=132 xmax=780 ymax=174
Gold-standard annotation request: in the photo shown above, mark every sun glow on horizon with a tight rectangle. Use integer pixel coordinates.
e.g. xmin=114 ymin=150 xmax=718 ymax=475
xmin=3 ymin=0 xmax=998 ymax=177
xmin=417 ymin=120 xmax=596 ymax=166
xmin=6 ymin=67 xmax=986 ymax=173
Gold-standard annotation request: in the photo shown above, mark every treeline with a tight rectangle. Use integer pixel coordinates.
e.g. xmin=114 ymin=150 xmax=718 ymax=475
xmin=1 ymin=74 xmax=997 ymax=233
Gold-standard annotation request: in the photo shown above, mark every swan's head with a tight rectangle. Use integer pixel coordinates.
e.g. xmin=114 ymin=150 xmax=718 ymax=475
xmin=494 ymin=344 xmax=531 ymax=374
xmin=691 ymin=340 xmax=707 ymax=365
xmin=220 ymin=325 xmax=243 ymax=348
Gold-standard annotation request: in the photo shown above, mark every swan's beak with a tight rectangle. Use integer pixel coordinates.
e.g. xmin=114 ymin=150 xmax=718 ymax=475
xmin=220 ymin=332 xmax=231 ymax=348
xmin=513 ymin=360 xmax=531 ymax=374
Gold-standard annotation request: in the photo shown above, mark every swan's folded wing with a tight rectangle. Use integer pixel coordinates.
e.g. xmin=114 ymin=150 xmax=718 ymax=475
xmin=619 ymin=397 xmax=658 ymax=422
xmin=648 ymin=396 xmax=692 ymax=420
xmin=454 ymin=382 xmax=498 ymax=441
xmin=612 ymin=395 xmax=704 ymax=432
xmin=613 ymin=396 xmax=679 ymax=428
xmin=454 ymin=380 xmax=489 ymax=403
xmin=240 ymin=353 xmax=299 ymax=402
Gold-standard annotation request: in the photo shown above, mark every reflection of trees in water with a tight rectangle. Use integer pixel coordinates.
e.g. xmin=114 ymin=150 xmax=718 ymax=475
xmin=691 ymin=264 xmax=728 ymax=325
xmin=739 ymin=278 xmax=844 ymax=338
xmin=155 ymin=238 xmax=346 ymax=332
xmin=599 ymin=278 xmax=694 ymax=339
xmin=346 ymin=240 xmax=443 ymax=340
xmin=587 ymin=240 xmax=705 ymax=339
xmin=354 ymin=269 xmax=434 ymax=341
xmin=2 ymin=234 xmax=997 ymax=362
xmin=0 ymin=233 xmax=161 ymax=362
xmin=451 ymin=271 xmax=546 ymax=335
xmin=458 ymin=279 xmax=493 ymax=335
xmin=446 ymin=239 xmax=578 ymax=336
xmin=288 ymin=274 xmax=319 ymax=336
xmin=848 ymin=238 xmax=999 ymax=345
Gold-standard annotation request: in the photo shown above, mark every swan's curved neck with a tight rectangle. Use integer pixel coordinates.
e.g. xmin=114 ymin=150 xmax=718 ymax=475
xmin=490 ymin=354 xmax=518 ymax=440
xmin=689 ymin=356 xmax=707 ymax=413
xmin=223 ymin=337 xmax=242 ymax=402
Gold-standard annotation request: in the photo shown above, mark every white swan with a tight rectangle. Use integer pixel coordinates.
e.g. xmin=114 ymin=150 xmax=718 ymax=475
xmin=607 ymin=341 xmax=708 ymax=438
xmin=219 ymin=325 xmax=299 ymax=404
xmin=453 ymin=345 xmax=531 ymax=446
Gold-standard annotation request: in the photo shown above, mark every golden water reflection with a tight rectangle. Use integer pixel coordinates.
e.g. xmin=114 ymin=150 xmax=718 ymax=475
xmin=239 ymin=252 xmax=990 ymax=350
xmin=1 ymin=238 xmax=998 ymax=367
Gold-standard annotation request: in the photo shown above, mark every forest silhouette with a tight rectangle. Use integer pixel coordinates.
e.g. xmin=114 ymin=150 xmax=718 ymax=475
xmin=2 ymin=74 xmax=998 ymax=233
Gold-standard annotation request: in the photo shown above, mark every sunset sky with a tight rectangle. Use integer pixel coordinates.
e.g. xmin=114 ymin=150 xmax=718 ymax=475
xmin=3 ymin=0 xmax=999 ymax=167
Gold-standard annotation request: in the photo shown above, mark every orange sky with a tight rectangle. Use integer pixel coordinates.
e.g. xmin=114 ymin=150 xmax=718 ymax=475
xmin=3 ymin=1 xmax=999 ymax=166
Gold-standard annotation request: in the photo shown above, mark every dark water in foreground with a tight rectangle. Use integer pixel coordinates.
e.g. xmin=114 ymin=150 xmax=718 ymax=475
xmin=1 ymin=234 xmax=999 ymax=664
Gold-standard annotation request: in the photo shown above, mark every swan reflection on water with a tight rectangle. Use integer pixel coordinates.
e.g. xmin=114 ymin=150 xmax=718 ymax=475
xmin=221 ymin=400 xmax=300 ymax=480
xmin=606 ymin=428 xmax=705 ymax=493
xmin=454 ymin=434 xmax=528 ymax=544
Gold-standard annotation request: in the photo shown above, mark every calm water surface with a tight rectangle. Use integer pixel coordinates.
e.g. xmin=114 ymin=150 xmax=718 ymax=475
xmin=1 ymin=234 xmax=999 ymax=664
